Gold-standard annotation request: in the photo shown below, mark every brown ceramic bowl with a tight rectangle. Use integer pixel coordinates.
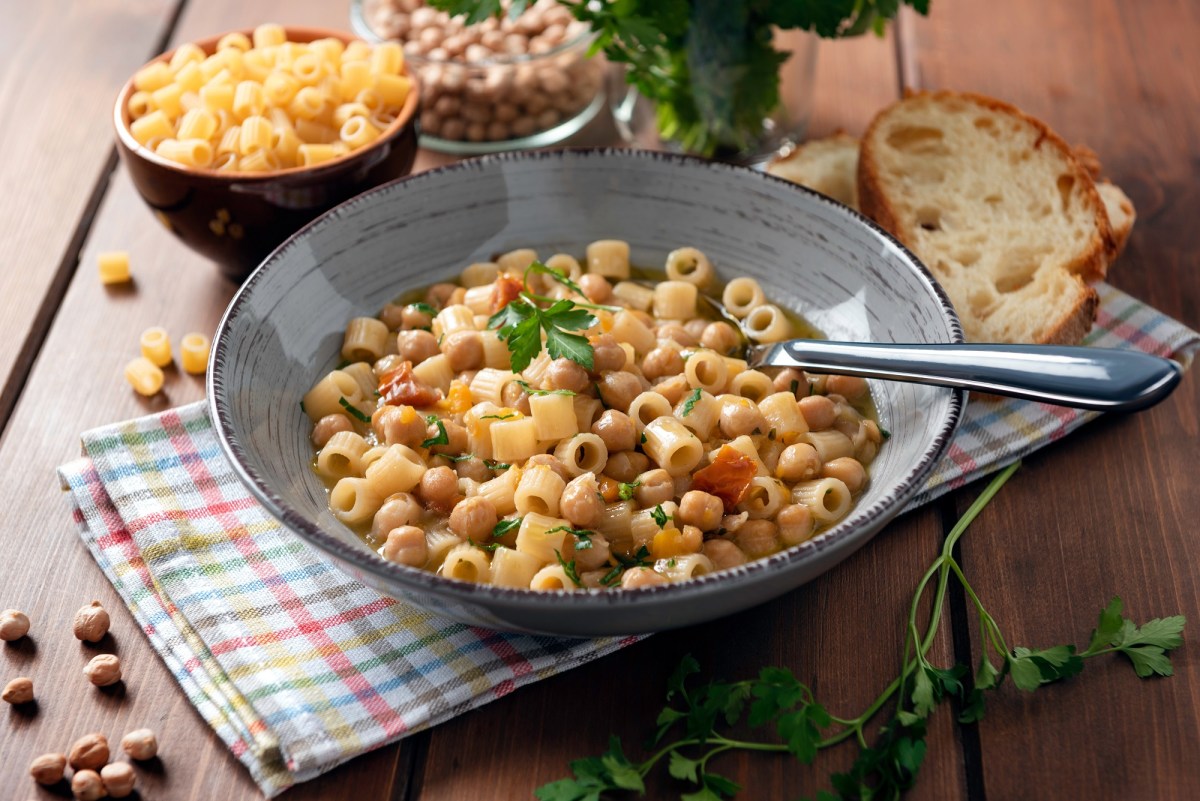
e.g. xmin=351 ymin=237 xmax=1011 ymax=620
xmin=114 ymin=26 xmax=420 ymax=283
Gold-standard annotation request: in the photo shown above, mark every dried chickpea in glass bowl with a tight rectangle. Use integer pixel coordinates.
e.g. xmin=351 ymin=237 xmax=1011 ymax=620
xmin=352 ymin=0 xmax=606 ymax=153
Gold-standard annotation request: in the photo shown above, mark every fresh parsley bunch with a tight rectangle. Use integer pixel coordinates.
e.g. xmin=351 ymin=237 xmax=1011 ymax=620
xmin=535 ymin=463 xmax=1187 ymax=800
xmin=428 ymin=0 xmax=930 ymax=158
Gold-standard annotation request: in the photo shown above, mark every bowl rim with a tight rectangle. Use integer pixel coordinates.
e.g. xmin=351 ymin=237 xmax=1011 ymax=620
xmin=208 ymin=147 xmax=966 ymax=611
xmin=112 ymin=25 xmax=421 ymax=181
xmin=349 ymin=0 xmax=595 ymax=68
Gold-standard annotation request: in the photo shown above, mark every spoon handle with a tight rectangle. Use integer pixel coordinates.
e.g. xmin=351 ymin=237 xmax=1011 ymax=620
xmin=751 ymin=341 xmax=1183 ymax=412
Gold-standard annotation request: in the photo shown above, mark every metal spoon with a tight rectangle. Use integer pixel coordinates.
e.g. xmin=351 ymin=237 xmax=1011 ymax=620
xmin=747 ymin=339 xmax=1183 ymax=412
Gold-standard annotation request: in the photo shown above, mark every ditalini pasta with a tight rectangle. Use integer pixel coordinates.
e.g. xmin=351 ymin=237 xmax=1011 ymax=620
xmin=306 ymin=241 xmax=884 ymax=591
xmin=126 ymin=24 xmax=413 ymax=173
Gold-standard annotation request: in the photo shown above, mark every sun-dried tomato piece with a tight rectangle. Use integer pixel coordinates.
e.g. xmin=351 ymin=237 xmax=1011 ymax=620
xmin=691 ymin=445 xmax=757 ymax=510
xmin=489 ymin=274 xmax=525 ymax=314
xmin=378 ymin=361 xmax=442 ymax=408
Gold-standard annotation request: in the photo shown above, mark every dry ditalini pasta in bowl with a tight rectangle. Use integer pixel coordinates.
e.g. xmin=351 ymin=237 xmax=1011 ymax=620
xmin=209 ymin=149 xmax=964 ymax=636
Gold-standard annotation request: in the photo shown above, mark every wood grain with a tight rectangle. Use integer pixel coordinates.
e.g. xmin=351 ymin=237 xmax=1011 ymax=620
xmin=900 ymin=0 xmax=1200 ymax=798
xmin=0 ymin=0 xmax=181 ymax=427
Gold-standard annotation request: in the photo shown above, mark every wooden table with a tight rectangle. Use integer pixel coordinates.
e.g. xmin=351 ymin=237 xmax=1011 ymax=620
xmin=2 ymin=1 xmax=1197 ymax=798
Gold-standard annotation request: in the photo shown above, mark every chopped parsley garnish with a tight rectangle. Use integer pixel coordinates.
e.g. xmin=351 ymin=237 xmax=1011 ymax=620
xmin=299 ymin=399 xmax=306 ymax=414
xmin=881 ymin=427 xmax=892 ymax=440
xmin=640 ymin=432 xmax=648 ymax=445
xmin=481 ymin=413 xmax=517 ymax=420
xmin=651 ymin=504 xmax=671 ymax=528
xmin=469 ymin=538 xmax=502 ymax=553
xmin=492 ymin=518 xmax=521 ymax=539
xmin=421 ymin=416 xmax=449 ymax=448
xmin=547 ymin=525 xmax=595 ymax=550
xmin=485 ymin=460 xmax=511 ymax=470
xmin=789 ymin=379 xmax=800 ymax=395
xmin=445 ymin=453 xmax=477 ymax=462
xmin=617 ymin=480 xmax=641 ymax=501
xmin=407 ymin=301 xmax=438 ymax=317
xmin=335 ymin=358 xmax=352 ymax=370
xmin=337 ymin=397 xmax=371 ymax=424
xmin=767 ymin=429 xmax=776 ymax=440
xmin=600 ymin=544 xmax=654 ymax=587
xmin=554 ymin=549 xmax=582 ymax=587
xmin=488 ymin=296 xmax=596 ymax=373
xmin=681 ymin=388 xmax=703 ymax=417
xmin=666 ymin=558 xmax=677 ymax=568
xmin=515 ymin=379 xmax=576 ymax=397
xmin=524 ymin=260 xmax=587 ymax=299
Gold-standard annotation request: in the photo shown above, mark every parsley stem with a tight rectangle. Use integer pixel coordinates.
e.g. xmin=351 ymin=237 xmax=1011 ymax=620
xmin=519 ymin=290 xmax=620 ymax=314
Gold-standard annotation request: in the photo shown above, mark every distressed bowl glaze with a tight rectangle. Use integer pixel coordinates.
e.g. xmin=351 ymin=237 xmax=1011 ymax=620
xmin=209 ymin=149 xmax=964 ymax=636
xmin=114 ymin=26 xmax=420 ymax=283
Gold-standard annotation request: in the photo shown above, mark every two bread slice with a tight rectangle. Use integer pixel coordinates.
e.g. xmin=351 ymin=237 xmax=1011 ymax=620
xmin=770 ymin=92 xmax=1135 ymax=344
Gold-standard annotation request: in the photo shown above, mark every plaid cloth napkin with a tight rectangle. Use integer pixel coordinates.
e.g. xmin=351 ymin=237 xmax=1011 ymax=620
xmin=58 ymin=282 xmax=1197 ymax=797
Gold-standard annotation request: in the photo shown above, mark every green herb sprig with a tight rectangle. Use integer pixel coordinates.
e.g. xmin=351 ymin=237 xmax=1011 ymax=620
xmin=681 ymin=388 xmax=703 ymax=417
xmin=337 ymin=396 xmax=371 ymax=424
xmin=421 ymin=416 xmax=450 ymax=449
xmin=536 ymin=463 xmax=1186 ymax=800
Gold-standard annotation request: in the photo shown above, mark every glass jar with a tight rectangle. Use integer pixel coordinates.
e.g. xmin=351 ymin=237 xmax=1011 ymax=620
xmin=351 ymin=0 xmax=606 ymax=154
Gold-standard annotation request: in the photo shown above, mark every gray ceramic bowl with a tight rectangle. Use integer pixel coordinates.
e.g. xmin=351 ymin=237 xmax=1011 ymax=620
xmin=209 ymin=149 xmax=965 ymax=637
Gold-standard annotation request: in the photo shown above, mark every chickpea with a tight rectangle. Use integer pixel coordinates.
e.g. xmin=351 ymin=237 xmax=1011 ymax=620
xmin=486 ymin=121 xmax=510 ymax=141
xmin=425 ymin=282 xmax=457 ymax=309
xmin=29 ymin=752 xmax=67 ymax=785
xmin=655 ymin=323 xmax=697 ymax=347
xmin=603 ymin=451 xmax=649 ymax=483
xmin=620 ymin=566 xmax=667 ymax=589
xmin=719 ymin=400 xmax=768 ymax=438
xmin=83 ymin=653 xmax=122 ymax=687
xmin=396 ymin=330 xmax=440 ymax=365
xmin=428 ymin=419 xmax=469 ymax=456
xmin=380 ymin=302 xmax=407 ymax=330
xmin=578 ymin=273 xmax=612 ymax=303
xmin=121 ymin=728 xmax=159 ymax=760
xmin=526 ymin=453 xmax=571 ymax=482
xmin=799 ymin=394 xmax=837 ymax=430
xmin=736 ymin=519 xmax=780 ymax=558
xmin=642 ymin=347 xmax=683 ymax=381
xmin=371 ymin=493 xmax=422 ymax=541
xmin=401 ymin=304 xmax=434 ymax=330
xmin=573 ymin=532 xmax=611 ymax=572
xmin=68 ymin=733 xmax=109 ymax=771
xmin=449 ymin=496 xmax=499 ymax=541
xmin=684 ymin=318 xmax=709 ymax=341
xmin=679 ymin=524 xmax=704 ymax=553
xmin=561 ymin=474 xmax=604 ymax=528
xmin=700 ymin=322 xmax=741 ymax=355
xmin=419 ymin=466 xmax=460 ymax=512
xmin=71 ymin=770 xmax=106 ymax=801
xmin=372 ymin=405 xmax=426 ymax=447
xmin=466 ymin=122 xmax=487 ymax=142
xmin=653 ymin=373 xmax=690 ymax=405
xmin=382 ymin=525 xmax=428 ymax=567
xmin=678 ymin=490 xmax=724 ymax=531
xmin=702 ymin=539 xmax=748 ymax=571
xmin=500 ymin=380 xmax=532 ymax=415
xmin=597 ymin=371 xmax=641 ymax=412
xmin=2 ymin=676 xmax=33 ymax=704
xmin=634 ymin=469 xmax=675 ymax=508
xmin=824 ymin=374 xmax=869 ymax=401
xmin=776 ymin=443 xmax=821 ymax=482
xmin=544 ymin=358 xmax=589 ymax=393
xmin=442 ymin=330 xmax=483 ymax=372
xmin=822 ymin=456 xmax=867 ymax=493
xmin=589 ymin=333 xmax=626 ymax=373
xmin=101 ymin=762 xmax=137 ymax=798
xmin=0 ymin=608 xmax=29 ymax=641
xmin=591 ymin=409 xmax=636 ymax=453
xmin=441 ymin=117 xmax=466 ymax=141
xmin=772 ymin=368 xmax=808 ymax=397
xmin=777 ymin=504 xmax=814 ymax=546
xmin=455 ymin=456 xmax=492 ymax=482
xmin=510 ymin=116 xmax=536 ymax=137
xmin=73 ymin=600 xmax=110 ymax=642
xmin=312 ymin=413 xmax=353 ymax=447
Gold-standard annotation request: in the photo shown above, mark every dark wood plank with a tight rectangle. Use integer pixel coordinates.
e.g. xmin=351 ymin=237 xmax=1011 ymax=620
xmin=414 ymin=29 xmax=968 ymax=801
xmin=900 ymin=0 xmax=1200 ymax=798
xmin=0 ymin=0 xmax=181 ymax=426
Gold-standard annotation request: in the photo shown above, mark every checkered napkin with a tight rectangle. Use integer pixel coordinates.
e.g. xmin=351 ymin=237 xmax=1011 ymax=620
xmin=57 ymin=282 xmax=1197 ymax=797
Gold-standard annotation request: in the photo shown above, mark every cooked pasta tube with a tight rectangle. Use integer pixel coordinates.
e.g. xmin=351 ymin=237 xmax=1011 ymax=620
xmin=792 ymin=477 xmax=853 ymax=525
xmin=759 ymin=392 xmax=809 ymax=443
xmin=491 ymin=418 xmax=540 ymax=463
xmin=469 ymin=369 xmax=517 ymax=407
xmin=490 ymin=547 xmax=543 ymax=588
xmin=722 ymin=277 xmax=767 ymax=319
xmin=529 ymin=393 xmax=578 ymax=441
xmin=642 ymin=417 xmax=703 ymax=476
xmin=303 ymin=369 xmax=364 ymax=420
xmin=497 ymin=248 xmax=538 ymax=274
xmin=434 ymin=304 xmax=475 ymax=337
xmin=480 ymin=331 xmax=512 ymax=369
xmin=656 ymin=553 xmax=716 ymax=582
xmin=530 ymin=565 xmax=580 ymax=590
xmin=594 ymin=501 xmax=635 ymax=551
xmin=730 ymin=370 xmax=774 ymax=402
xmin=609 ymin=310 xmax=655 ymax=354
xmin=461 ymin=261 xmax=500 ymax=288
xmin=673 ymin=390 xmax=718 ymax=440
xmin=664 ymin=247 xmax=715 ymax=289
xmin=684 ymin=350 xmax=729 ymax=394
xmin=612 ymin=281 xmax=654 ymax=312
xmin=364 ymin=444 xmax=426 ymax=496
xmin=586 ymin=239 xmax=630 ymax=279
xmin=630 ymin=502 xmax=679 ymax=548
xmin=572 ymin=395 xmax=602 ymax=433
xmin=738 ymin=477 xmax=788 ymax=520
xmin=744 ymin=304 xmax=791 ymax=343
xmin=514 ymin=464 xmax=566 ymax=517
xmin=316 ymin=431 xmax=370 ymax=479
xmin=329 ymin=477 xmax=384 ymax=525
xmin=806 ymin=429 xmax=855 ymax=463
xmin=627 ymin=392 xmax=673 ymax=430
xmin=652 ymin=281 xmax=698 ymax=320
xmin=440 ymin=544 xmax=491 ymax=583
xmin=424 ymin=528 xmax=462 ymax=570
xmin=554 ymin=433 xmax=608 ymax=477
xmin=515 ymin=512 xmax=571 ymax=564
xmin=462 ymin=285 xmax=493 ymax=315
xmin=411 ymin=353 xmax=453 ymax=394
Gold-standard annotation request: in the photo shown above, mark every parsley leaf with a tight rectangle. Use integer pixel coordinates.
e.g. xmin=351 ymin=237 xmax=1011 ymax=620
xmin=444 ymin=453 xmax=477 ymax=463
xmin=525 ymin=260 xmax=587 ymax=299
xmin=407 ymin=301 xmax=438 ymax=317
xmin=488 ymin=297 xmax=595 ymax=372
xmin=651 ymin=504 xmax=671 ymax=528
xmin=681 ymin=388 xmax=703 ymax=417
xmin=337 ymin=397 xmax=371 ymax=424
xmin=492 ymin=518 xmax=521 ymax=539
xmin=617 ymin=480 xmax=641 ymax=501
xmin=480 ymin=413 xmax=516 ymax=420
xmin=515 ymin=379 xmax=576 ymax=397
xmin=554 ymin=549 xmax=582 ymax=587
xmin=488 ymin=301 xmax=541 ymax=373
xmin=420 ymin=416 xmax=449 ymax=449
xmin=547 ymin=525 xmax=595 ymax=550
xmin=469 ymin=538 xmax=502 ymax=553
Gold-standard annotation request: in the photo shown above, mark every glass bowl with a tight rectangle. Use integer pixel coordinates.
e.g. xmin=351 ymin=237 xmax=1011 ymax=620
xmin=351 ymin=0 xmax=606 ymax=154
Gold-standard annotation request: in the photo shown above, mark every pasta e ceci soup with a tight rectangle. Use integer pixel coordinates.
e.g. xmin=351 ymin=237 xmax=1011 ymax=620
xmin=302 ymin=241 xmax=883 ymax=591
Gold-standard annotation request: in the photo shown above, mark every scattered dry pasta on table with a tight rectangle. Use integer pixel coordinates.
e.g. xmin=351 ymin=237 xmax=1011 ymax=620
xmin=304 ymin=243 xmax=883 ymax=590
xmin=127 ymin=23 xmax=413 ymax=172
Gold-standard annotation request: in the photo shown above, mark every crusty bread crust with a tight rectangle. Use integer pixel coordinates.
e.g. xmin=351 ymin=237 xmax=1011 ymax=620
xmin=857 ymin=90 xmax=1118 ymax=344
xmin=767 ymin=132 xmax=861 ymax=209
